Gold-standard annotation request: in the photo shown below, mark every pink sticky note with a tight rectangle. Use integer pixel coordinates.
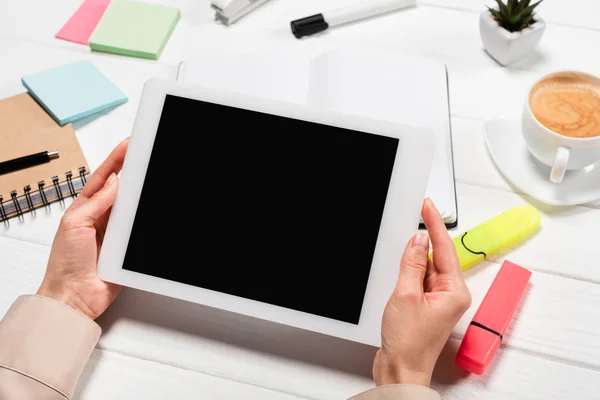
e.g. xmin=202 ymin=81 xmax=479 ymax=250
xmin=55 ymin=0 xmax=111 ymax=45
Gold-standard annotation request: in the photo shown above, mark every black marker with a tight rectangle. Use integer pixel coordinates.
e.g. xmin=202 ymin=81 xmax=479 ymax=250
xmin=291 ymin=0 xmax=415 ymax=39
xmin=0 ymin=151 xmax=59 ymax=175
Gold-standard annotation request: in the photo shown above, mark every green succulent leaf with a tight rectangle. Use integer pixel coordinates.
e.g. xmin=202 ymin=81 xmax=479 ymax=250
xmin=518 ymin=0 xmax=531 ymax=12
xmin=495 ymin=0 xmax=509 ymax=16
xmin=490 ymin=0 xmax=543 ymax=32
xmin=488 ymin=6 xmax=503 ymax=21
xmin=513 ymin=5 xmax=534 ymax=24
xmin=525 ymin=0 xmax=544 ymax=14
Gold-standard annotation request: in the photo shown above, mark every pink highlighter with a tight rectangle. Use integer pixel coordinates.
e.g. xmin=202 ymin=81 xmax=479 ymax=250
xmin=455 ymin=260 xmax=531 ymax=375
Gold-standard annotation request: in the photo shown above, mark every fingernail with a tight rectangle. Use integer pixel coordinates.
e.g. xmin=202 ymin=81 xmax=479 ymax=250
xmin=105 ymin=173 xmax=117 ymax=187
xmin=412 ymin=233 xmax=429 ymax=250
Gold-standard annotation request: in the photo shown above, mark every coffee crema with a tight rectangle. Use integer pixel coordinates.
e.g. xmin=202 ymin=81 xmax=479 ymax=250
xmin=530 ymin=72 xmax=600 ymax=139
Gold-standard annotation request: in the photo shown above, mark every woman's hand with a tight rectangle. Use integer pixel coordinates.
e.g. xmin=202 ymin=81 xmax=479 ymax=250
xmin=373 ymin=198 xmax=471 ymax=387
xmin=37 ymin=139 xmax=129 ymax=320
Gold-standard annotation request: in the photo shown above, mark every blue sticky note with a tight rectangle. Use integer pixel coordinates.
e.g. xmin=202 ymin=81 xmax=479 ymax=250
xmin=21 ymin=61 xmax=128 ymax=125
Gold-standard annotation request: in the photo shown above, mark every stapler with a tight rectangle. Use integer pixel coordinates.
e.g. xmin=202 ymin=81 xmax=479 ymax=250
xmin=211 ymin=0 xmax=271 ymax=25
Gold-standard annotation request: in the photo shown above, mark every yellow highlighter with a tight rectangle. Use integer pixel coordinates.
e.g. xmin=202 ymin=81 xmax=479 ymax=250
xmin=449 ymin=205 xmax=540 ymax=271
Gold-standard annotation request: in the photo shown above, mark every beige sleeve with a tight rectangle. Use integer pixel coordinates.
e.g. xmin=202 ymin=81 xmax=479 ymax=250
xmin=349 ymin=384 xmax=441 ymax=400
xmin=0 ymin=295 xmax=101 ymax=399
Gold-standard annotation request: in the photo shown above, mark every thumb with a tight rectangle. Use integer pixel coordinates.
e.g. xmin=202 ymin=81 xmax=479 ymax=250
xmin=396 ymin=233 xmax=430 ymax=295
xmin=73 ymin=173 xmax=119 ymax=223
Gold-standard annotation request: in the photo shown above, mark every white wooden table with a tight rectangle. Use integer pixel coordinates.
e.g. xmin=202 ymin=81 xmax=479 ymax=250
xmin=2 ymin=1 xmax=600 ymax=398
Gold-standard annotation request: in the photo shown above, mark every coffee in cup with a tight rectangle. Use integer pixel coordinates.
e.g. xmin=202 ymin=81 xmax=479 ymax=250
xmin=522 ymin=71 xmax=600 ymax=183
xmin=529 ymin=73 xmax=600 ymax=139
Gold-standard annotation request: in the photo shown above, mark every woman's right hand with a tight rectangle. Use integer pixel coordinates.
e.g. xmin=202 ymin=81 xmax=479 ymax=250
xmin=37 ymin=139 xmax=129 ymax=320
xmin=373 ymin=198 xmax=472 ymax=387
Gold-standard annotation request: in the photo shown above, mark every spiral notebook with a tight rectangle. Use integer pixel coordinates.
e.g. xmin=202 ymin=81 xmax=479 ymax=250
xmin=177 ymin=49 xmax=458 ymax=227
xmin=0 ymin=93 xmax=90 ymax=222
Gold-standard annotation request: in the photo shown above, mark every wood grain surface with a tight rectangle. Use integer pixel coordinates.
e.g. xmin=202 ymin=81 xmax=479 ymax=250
xmin=1 ymin=0 xmax=599 ymax=398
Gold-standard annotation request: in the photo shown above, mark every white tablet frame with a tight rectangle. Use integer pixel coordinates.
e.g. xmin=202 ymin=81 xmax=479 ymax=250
xmin=97 ymin=78 xmax=435 ymax=346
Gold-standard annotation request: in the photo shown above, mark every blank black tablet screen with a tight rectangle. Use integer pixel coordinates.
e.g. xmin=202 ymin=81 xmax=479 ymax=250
xmin=123 ymin=95 xmax=399 ymax=324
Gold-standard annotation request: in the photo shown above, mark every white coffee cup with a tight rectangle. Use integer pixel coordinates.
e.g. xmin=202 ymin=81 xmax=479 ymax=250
xmin=522 ymin=71 xmax=600 ymax=184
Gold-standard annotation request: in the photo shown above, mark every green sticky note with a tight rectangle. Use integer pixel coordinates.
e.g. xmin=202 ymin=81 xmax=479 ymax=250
xmin=89 ymin=1 xmax=180 ymax=60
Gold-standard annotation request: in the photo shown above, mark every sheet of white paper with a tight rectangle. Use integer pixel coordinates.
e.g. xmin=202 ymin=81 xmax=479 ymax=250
xmin=177 ymin=52 xmax=311 ymax=105
xmin=308 ymin=48 xmax=456 ymax=223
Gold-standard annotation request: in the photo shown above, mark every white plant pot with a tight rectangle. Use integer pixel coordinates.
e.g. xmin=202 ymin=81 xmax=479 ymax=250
xmin=479 ymin=10 xmax=546 ymax=66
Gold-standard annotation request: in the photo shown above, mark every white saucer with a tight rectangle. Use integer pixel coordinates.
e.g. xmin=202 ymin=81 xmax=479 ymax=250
xmin=483 ymin=117 xmax=600 ymax=206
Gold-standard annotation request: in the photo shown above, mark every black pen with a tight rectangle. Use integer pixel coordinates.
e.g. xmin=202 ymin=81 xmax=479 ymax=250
xmin=291 ymin=0 xmax=414 ymax=38
xmin=0 ymin=151 xmax=59 ymax=175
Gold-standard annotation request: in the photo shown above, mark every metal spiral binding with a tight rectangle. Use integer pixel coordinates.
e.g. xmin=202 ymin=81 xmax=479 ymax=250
xmin=10 ymin=191 xmax=23 ymax=217
xmin=52 ymin=176 xmax=64 ymax=202
xmin=24 ymin=185 xmax=35 ymax=212
xmin=2 ymin=167 xmax=88 ymax=222
xmin=66 ymin=171 xmax=76 ymax=198
xmin=0 ymin=196 xmax=7 ymax=222
xmin=79 ymin=167 xmax=87 ymax=184
xmin=38 ymin=181 xmax=49 ymax=207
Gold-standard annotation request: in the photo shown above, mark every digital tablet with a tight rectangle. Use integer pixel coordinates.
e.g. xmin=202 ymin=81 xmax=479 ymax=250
xmin=97 ymin=78 xmax=435 ymax=346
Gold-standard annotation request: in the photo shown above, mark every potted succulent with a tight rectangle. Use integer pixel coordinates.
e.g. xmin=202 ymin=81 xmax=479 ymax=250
xmin=480 ymin=0 xmax=545 ymax=65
